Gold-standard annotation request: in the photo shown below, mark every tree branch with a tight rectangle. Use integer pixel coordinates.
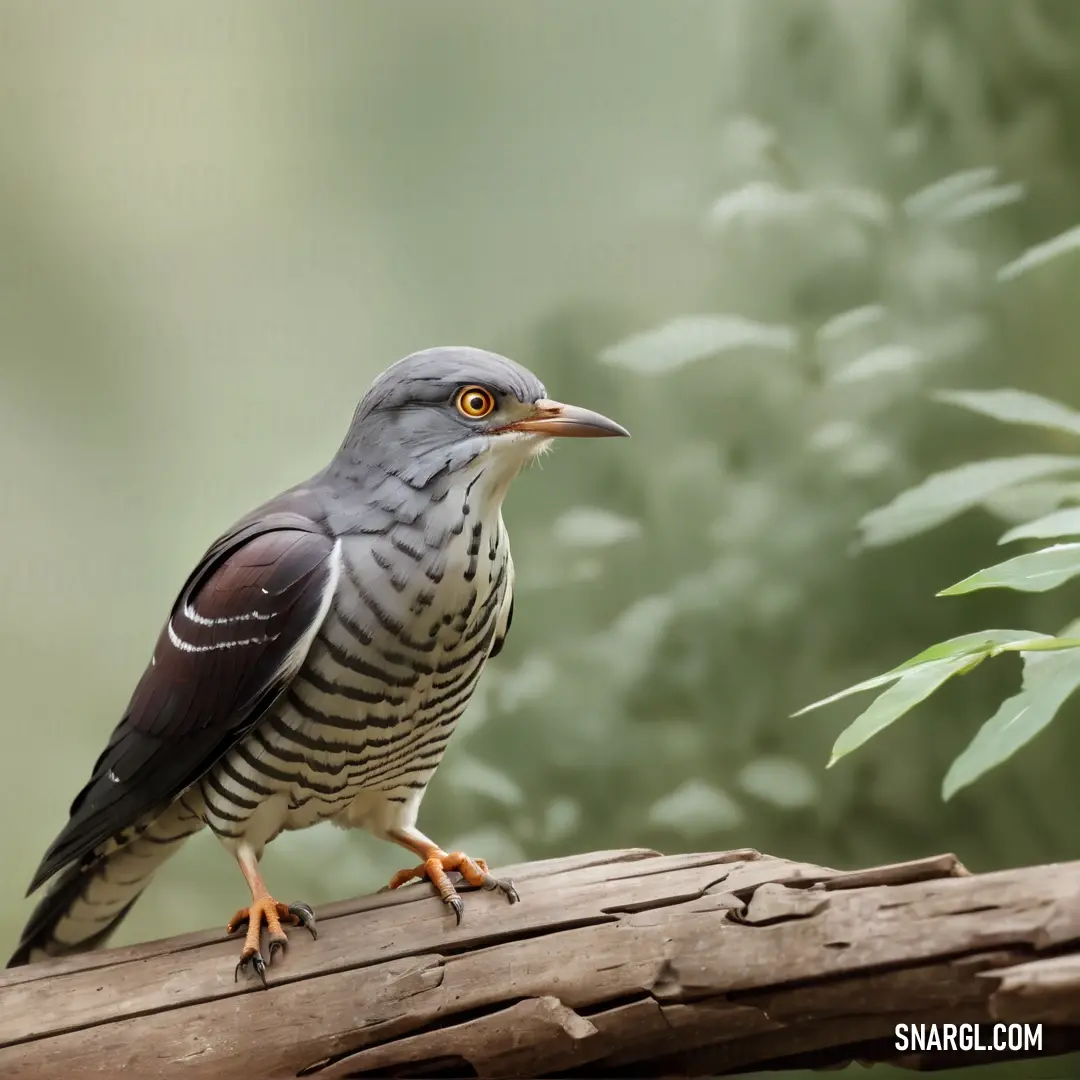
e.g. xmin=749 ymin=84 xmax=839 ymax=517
xmin=2 ymin=848 xmax=1080 ymax=1077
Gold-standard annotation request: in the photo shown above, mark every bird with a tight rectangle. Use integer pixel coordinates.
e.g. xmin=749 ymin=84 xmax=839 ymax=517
xmin=7 ymin=346 xmax=629 ymax=984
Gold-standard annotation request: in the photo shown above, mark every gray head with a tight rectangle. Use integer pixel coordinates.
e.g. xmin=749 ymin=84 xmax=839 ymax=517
xmin=333 ymin=346 xmax=628 ymax=499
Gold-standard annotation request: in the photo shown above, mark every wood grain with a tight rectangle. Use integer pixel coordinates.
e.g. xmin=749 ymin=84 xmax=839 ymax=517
xmin=2 ymin=848 xmax=1079 ymax=1077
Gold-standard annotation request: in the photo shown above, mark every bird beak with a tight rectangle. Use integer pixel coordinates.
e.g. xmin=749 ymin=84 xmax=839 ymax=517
xmin=501 ymin=398 xmax=630 ymax=439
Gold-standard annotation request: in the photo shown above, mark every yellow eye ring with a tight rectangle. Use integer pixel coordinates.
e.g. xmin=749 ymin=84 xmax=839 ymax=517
xmin=455 ymin=385 xmax=496 ymax=419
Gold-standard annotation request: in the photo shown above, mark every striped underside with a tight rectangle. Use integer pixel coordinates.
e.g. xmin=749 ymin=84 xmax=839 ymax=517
xmin=189 ymin=515 xmax=513 ymax=852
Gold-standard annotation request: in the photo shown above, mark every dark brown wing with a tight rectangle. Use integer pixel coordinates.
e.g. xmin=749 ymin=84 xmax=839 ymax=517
xmin=27 ymin=515 xmax=337 ymax=892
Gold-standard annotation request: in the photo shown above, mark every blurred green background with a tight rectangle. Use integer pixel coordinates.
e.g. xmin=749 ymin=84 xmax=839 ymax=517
xmin=3 ymin=2 xmax=1080 ymax=1074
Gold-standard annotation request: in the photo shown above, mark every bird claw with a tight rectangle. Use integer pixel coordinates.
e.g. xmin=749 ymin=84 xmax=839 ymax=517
xmin=487 ymin=876 xmax=519 ymax=904
xmin=287 ymin=901 xmax=318 ymax=941
xmin=227 ymin=896 xmax=316 ymax=986
xmin=386 ymin=850 xmax=519 ymax=925
xmin=446 ymin=894 xmax=464 ymax=925
xmin=235 ymin=949 xmax=268 ymax=988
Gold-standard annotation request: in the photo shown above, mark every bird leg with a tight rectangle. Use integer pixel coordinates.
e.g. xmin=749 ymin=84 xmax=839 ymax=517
xmin=385 ymin=826 xmax=519 ymax=923
xmin=226 ymin=846 xmax=317 ymax=986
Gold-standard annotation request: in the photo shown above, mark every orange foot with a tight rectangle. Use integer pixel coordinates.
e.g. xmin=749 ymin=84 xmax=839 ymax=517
xmin=226 ymin=897 xmax=317 ymax=985
xmin=386 ymin=850 xmax=519 ymax=923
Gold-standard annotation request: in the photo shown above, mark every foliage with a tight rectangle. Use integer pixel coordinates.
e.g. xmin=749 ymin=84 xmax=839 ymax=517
xmin=437 ymin=65 xmax=1030 ymax=871
xmin=799 ymin=367 xmax=1080 ymax=799
xmin=402 ymin=6 xmax=1080 ymax=910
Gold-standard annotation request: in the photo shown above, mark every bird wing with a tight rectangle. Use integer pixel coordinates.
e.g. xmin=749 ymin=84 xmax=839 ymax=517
xmin=28 ymin=504 xmax=339 ymax=893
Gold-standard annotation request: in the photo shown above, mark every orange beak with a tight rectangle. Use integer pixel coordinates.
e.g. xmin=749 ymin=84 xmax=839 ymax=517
xmin=499 ymin=398 xmax=630 ymax=439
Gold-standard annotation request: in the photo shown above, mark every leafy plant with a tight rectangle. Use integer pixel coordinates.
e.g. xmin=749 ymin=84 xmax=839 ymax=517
xmin=799 ymin=354 xmax=1080 ymax=798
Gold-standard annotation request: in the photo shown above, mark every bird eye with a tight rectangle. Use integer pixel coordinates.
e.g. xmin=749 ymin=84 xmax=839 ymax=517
xmin=455 ymin=386 xmax=496 ymax=419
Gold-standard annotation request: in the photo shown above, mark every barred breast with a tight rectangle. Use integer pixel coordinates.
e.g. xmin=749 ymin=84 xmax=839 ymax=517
xmin=189 ymin=496 xmax=514 ymax=855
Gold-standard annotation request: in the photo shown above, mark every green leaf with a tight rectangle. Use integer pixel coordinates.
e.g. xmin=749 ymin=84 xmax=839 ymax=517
xmin=858 ymin=456 xmax=1080 ymax=548
xmin=934 ymin=388 xmax=1080 ymax=438
xmin=943 ymin=649 xmax=1080 ymax=799
xmin=599 ymin=314 xmax=796 ymax=375
xmin=648 ymin=778 xmax=744 ymax=833
xmin=442 ymin=755 xmax=525 ymax=807
xmin=793 ymin=629 xmax=1046 ymax=717
xmin=791 ymin=669 xmax=912 ymax=716
xmin=896 ymin=630 xmax=1046 ymax=667
xmin=903 ymin=168 xmax=1024 ymax=224
xmin=1000 ymin=507 xmax=1080 ymax=544
xmin=936 ymin=184 xmax=1024 ymax=223
xmin=940 ymin=543 xmax=1080 ymax=595
xmin=903 ymin=167 xmax=998 ymax=220
xmin=991 ymin=636 xmax=1080 ymax=655
xmin=831 ymin=345 xmax=924 ymax=384
xmin=827 ymin=656 xmax=979 ymax=766
xmin=984 ymin=480 xmax=1080 ymax=526
xmin=792 ymin=668 xmax=913 ymax=717
xmin=998 ymin=224 xmax=1080 ymax=283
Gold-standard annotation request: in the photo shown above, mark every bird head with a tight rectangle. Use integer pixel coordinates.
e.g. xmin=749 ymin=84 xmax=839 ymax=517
xmin=338 ymin=347 xmax=629 ymax=499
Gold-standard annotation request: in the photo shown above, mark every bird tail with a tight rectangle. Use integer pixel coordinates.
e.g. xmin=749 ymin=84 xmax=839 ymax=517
xmin=7 ymin=802 xmax=204 ymax=967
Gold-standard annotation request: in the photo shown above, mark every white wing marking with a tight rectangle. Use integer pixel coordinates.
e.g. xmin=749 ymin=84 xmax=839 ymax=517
xmin=166 ymin=539 xmax=341 ymax=658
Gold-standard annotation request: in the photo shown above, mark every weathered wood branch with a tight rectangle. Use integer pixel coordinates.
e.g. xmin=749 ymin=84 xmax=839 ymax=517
xmin=2 ymin=848 xmax=1080 ymax=1077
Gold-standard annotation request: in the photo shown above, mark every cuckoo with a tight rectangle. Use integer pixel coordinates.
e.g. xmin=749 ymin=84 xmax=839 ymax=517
xmin=8 ymin=347 xmax=628 ymax=983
